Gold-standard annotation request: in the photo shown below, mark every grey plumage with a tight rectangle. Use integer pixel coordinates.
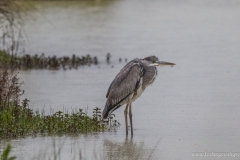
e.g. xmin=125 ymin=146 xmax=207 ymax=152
xmin=102 ymin=55 xmax=175 ymax=136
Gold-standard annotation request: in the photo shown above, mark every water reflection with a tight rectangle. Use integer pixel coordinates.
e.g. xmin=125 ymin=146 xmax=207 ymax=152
xmin=0 ymin=134 xmax=158 ymax=160
xmin=103 ymin=138 xmax=152 ymax=160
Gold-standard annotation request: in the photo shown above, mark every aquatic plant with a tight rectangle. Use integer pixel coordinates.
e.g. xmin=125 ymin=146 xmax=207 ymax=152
xmin=0 ymin=144 xmax=16 ymax=160
xmin=0 ymin=100 xmax=121 ymax=138
xmin=106 ymin=53 xmax=111 ymax=63
xmin=0 ymin=51 xmax=99 ymax=70
xmin=0 ymin=51 xmax=130 ymax=70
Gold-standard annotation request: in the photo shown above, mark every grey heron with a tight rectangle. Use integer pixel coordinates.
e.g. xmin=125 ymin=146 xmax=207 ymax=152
xmin=102 ymin=56 xmax=175 ymax=136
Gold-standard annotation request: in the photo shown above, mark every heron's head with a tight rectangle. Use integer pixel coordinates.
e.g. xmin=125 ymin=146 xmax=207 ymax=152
xmin=144 ymin=56 xmax=175 ymax=66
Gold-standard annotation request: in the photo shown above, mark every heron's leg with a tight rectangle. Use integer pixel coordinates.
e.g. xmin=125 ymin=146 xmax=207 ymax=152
xmin=129 ymin=103 xmax=133 ymax=136
xmin=124 ymin=104 xmax=129 ymax=135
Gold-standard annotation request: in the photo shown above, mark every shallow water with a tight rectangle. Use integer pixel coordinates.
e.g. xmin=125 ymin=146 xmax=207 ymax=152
xmin=1 ymin=0 xmax=240 ymax=159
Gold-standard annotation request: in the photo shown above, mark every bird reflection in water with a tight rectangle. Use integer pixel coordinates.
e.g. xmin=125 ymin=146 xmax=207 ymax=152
xmin=102 ymin=138 xmax=157 ymax=160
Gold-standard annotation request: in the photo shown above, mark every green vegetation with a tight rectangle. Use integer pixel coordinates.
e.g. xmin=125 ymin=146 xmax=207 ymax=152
xmin=0 ymin=144 xmax=16 ymax=160
xmin=0 ymin=51 xmax=12 ymax=62
xmin=0 ymin=104 xmax=106 ymax=138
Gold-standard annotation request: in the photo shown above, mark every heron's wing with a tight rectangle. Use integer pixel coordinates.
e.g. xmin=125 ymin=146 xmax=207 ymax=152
xmin=103 ymin=59 xmax=144 ymax=118
xmin=106 ymin=59 xmax=139 ymax=98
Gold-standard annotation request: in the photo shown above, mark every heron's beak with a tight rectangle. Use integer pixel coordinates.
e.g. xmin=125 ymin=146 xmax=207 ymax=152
xmin=151 ymin=61 xmax=176 ymax=66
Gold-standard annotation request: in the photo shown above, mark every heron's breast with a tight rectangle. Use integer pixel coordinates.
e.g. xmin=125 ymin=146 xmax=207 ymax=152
xmin=132 ymin=90 xmax=144 ymax=104
xmin=132 ymin=81 xmax=145 ymax=102
xmin=150 ymin=68 xmax=157 ymax=84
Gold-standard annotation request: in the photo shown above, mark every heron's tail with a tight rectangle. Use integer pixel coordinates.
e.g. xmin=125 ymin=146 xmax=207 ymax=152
xmin=102 ymin=101 xmax=121 ymax=119
xmin=102 ymin=104 xmax=111 ymax=119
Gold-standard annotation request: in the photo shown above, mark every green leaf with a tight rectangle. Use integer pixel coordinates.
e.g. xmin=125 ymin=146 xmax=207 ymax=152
xmin=1 ymin=144 xmax=16 ymax=160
